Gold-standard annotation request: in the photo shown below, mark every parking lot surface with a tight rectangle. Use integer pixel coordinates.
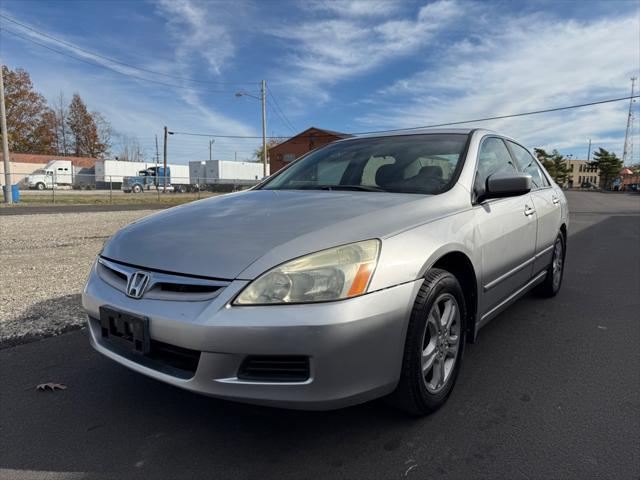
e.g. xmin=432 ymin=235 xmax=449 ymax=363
xmin=0 ymin=192 xmax=639 ymax=479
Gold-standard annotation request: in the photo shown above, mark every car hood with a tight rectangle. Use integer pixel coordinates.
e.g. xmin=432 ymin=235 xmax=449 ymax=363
xmin=102 ymin=189 xmax=464 ymax=280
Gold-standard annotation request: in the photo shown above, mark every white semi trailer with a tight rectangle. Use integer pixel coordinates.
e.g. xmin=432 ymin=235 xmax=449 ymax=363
xmin=95 ymin=160 xmax=155 ymax=189
xmin=189 ymin=160 xmax=266 ymax=189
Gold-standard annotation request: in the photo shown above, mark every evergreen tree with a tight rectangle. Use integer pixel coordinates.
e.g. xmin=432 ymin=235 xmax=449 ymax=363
xmin=590 ymin=148 xmax=622 ymax=190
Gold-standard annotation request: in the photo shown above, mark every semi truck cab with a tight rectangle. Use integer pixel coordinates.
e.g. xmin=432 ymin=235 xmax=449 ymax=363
xmin=122 ymin=167 xmax=186 ymax=193
xmin=27 ymin=160 xmax=74 ymax=190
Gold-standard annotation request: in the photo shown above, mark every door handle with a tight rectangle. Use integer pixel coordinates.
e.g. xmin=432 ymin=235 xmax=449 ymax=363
xmin=524 ymin=206 xmax=536 ymax=216
xmin=552 ymin=196 xmax=560 ymax=205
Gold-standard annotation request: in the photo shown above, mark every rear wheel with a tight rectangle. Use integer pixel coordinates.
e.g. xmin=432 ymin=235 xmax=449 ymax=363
xmin=534 ymin=232 xmax=566 ymax=297
xmin=387 ymin=268 xmax=466 ymax=415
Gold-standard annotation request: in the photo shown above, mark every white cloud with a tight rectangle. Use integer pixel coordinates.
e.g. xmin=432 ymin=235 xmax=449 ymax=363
xmin=361 ymin=13 xmax=640 ymax=157
xmin=306 ymin=0 xmax=404 ymax=18
xmin=154 ymin=0 xmax=235 ymax=76
xmin=271 ymin=0 xmax=461 ymax=99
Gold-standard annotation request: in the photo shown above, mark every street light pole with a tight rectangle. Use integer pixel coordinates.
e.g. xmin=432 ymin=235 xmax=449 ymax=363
xmin=236 ymin=82 xmax=268 ymax=177
xmin=0 ymin=65 xmax=12 ymax=204
xmin=209 ymin=139 xmax=215 ymax=162
xmin=163 ymin=126 xmax=168 ymax=193
xmin=261 ymin=80 xmax=267 ymax=178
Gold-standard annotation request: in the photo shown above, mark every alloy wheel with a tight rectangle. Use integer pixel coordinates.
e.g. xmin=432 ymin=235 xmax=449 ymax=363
xmin=552 ymin=237 xmax=564 ymax=290
xmin=420 ymin=293 xmax=461 ymax=393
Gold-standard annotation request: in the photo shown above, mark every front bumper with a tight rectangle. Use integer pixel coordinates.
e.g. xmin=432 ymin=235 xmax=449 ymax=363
xmin=82 ymin=263 xmax=420 ymax=410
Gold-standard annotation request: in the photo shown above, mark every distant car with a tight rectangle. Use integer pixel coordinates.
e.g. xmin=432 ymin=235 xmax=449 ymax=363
xmin=83 ymin=128 xmax=569 ymax=414
xmin=581 ymin=181 xmax=598 ymax=190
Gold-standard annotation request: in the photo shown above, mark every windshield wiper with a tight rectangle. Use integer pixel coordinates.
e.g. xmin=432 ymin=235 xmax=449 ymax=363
xmin=316 ymin=184 xmax=386 ymax=192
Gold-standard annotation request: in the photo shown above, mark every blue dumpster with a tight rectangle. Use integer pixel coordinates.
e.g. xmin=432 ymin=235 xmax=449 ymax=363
xmin=2 ymin=184 xmax=20 ymax=203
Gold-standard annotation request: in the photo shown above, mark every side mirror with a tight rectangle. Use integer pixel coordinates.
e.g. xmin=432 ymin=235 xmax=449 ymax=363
xmin=480 ymin=172 xmax=532 ymax=201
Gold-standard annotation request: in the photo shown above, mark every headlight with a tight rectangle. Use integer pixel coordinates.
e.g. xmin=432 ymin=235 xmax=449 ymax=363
xmin=234 ymin=239 xmax=380 ymax=305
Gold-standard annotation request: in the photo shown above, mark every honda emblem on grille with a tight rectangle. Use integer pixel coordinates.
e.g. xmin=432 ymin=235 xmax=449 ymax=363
xmin=126 ymin=271 xmax=150 ymax=299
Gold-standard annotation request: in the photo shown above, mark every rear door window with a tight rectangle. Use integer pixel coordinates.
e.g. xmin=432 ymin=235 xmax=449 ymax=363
xmin=507 ymin=141 xmax=550 ymax=189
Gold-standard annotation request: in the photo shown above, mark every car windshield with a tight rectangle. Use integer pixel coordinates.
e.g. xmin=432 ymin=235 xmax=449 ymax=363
xmin=32 ymin=169 xmax=46 ymax=174
xmin=261 ymin=134 xmax=469 ymax=195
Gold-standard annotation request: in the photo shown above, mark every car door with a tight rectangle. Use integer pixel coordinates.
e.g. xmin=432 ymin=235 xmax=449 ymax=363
xmin=507 ymin=141 xmax=562 ymax=275
xmin=473 ymin=137 xmax=537 ymax=319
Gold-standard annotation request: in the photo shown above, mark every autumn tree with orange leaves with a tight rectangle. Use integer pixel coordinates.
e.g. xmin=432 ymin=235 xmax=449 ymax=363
xmin=1 ymin=65 xmax=111 ymax=157
xmin=0 ymin=65 xmax=56 ymax=154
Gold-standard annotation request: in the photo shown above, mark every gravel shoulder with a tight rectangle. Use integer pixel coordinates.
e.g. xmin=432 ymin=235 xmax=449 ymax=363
xmin=0 ymin=210 xmax=157 ymax=346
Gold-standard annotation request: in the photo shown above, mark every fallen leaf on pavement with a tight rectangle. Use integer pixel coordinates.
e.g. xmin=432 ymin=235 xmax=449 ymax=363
xmin=36 ymin=383 xmax=67 ymax=391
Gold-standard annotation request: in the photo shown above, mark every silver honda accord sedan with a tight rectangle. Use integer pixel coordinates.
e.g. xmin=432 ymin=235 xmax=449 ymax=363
xmin=83 ymin=128 xmax=568 ymax=414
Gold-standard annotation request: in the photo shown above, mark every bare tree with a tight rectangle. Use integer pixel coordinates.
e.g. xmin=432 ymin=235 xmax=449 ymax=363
xmin=92 ymin=111 xmax=112 ymax=159
xmin=53 ymin=92 xmax=70 ymax=155
xmin=115 ymin=134 xmax=146 ymax=162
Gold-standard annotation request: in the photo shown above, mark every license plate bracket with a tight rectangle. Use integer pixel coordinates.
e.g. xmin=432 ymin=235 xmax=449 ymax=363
xmin=99 ymin=306 xmax=150 ymax=355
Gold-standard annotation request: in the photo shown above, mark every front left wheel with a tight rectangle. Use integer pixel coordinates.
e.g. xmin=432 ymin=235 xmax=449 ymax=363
xmin=387 ymin=268 xmax=466 ymax=415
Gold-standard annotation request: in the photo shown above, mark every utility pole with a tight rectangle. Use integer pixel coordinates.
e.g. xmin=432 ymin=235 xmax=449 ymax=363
xmin=0 ymin=64 xmax=12 ymax=204
xmin=163 ymin=126 xmax=168 ymax=192
xmin=261 ymin=79 xmax=268 ymax=178
xmin=155 ymin=134 xmax=159 ymax=171
xmin=622 ymin=76 xmax=637 ymax=166
xmin=209 ymin=139 xmax=215 ymax=161
xmin=587 ymin=138 xmax=592 ymax=161
xmin=234 ymin=82 xmax=268 ymax=175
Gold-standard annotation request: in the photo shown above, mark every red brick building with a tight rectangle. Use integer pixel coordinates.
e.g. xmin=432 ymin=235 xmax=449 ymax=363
xmin=269 ymin=127 xmax=350 ymax=173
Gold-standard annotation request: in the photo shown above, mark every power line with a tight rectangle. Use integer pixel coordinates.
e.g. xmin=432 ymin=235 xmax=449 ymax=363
xmin=0 ymin=13 xmax=257 ymax=87
xmin=371 ymin=95 xmax=640 ymax=134
xmin=267 ymin=87 xmax=297 ymax=133
xmin=2 ymin=28 xmax=244 ymax=93
xmin=266 ymin=100 xmax=292 ymax=138
xmin=167 ymin=94 xmax=640 ymax=139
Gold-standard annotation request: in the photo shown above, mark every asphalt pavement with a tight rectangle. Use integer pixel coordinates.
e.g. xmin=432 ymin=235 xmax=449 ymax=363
xmin=1 ymin=191 xmax=639 ymax=480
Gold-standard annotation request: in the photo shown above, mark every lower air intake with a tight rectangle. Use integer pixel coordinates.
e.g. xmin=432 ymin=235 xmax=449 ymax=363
xmin=238 ymin=355 xmax=310 ymax=382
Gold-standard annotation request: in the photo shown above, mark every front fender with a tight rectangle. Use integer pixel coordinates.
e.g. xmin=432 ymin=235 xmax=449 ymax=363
xmin=368 ymin=208 xmax=479 ymax=292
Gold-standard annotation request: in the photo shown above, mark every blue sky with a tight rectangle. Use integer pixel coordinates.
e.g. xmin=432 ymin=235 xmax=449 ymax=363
xmin=1 ymin=0 xmax=639 ymax=164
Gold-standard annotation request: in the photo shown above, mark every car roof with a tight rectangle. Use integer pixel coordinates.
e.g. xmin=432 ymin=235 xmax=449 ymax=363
xmin=340 ymin=127 xmax=496 ymax=141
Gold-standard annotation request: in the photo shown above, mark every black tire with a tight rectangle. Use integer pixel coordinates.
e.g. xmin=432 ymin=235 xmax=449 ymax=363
xmin=387 ymin=268 xmax=467 ymax=415
xmin=176 ymin=185 xmax=187 ymax=194
xmin=132 ymin=184 xmax=143 ymax=194
xmin=36 ymin=182 xmax=46 ymax=191
xmin=534 ymin=231 xmax=566 ymax=298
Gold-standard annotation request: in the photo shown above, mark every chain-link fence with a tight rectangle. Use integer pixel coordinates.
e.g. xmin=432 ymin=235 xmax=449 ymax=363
xmin=2 ymin=168 xmax=259 ymax=205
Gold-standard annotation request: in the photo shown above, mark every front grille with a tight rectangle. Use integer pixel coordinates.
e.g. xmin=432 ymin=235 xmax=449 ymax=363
xmin=96 ymin=257 xmax=229 ymax=301
xmin=238 ymin=356 xmax=310 ymax=382
xmin=155 ymin=282 xmax=221 ymax=294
